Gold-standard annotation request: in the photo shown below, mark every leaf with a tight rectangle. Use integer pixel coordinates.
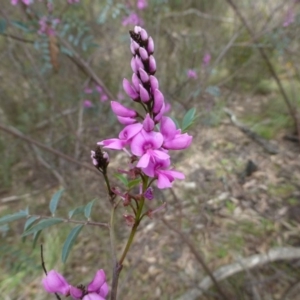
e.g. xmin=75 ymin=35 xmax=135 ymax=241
xmin=23 ymin=218 xmax=63 ymax=236
xmin=60 ymin=46 xmax=73 ymax=57
xmin=24 ymin=216 xmax=39 ymax=231
xmin=61 ymin=225 xmax=83 ymax=263
xmin=128 ymin=178 xmax=141 ymax=190
xmin=84 ymin=199 xmax=96 ymax=219
xmin=68 ymin=205 xmax=85 ymax=219
xmin=0 ymin=209 xmax=29 ymax=225
xmin=11 ymin=20 xmax=30 ymax=32
xmin=49 ymin=189 xmax=64 ymax=215
xmin=114 ymin=174 xmax=128 ymax=187
xmin=32 ymin=230 xmax=42 ymax=248
xmin=182 ymin=108 xmax=196 ymax=132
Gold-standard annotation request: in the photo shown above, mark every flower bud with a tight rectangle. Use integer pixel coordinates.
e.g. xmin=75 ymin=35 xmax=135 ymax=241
xmin=140 ymin=28 xmax=148 ymax=41
xmin=139 ymin=47 xmax=149 ymax=61
xmin=149 ymin=75 xmax=159 ymax=92
xmin=139 ymin=68 xmax=149 ymax=83
xmin=147 ymin=36 xmax=154 ymax=54
xmin=134 ymin=25 xmax=142 ymax=34
xmin=148 ymin=55 xmax=156 ymax=74
xmin=139 ymin=84 xmax=150 ymax=102
xmin=117 ymin=116 xmax=137 ymax=125
xmin=153 ymin=89 xmax=164 ymax=113
xmin=132 ymin=73 xmax=141 ymax=91
xmin=111 ymin=101 xmax=137 ymax=117
xmin=130 ymin=39 xmax=139 ymax=55
xmin=143 ymin=114 xmax=154 ymax=132
xmin=123 ymin=78 xmax=139 ymax=100
xmin=123 ymin=214 xmax=135 ymax=227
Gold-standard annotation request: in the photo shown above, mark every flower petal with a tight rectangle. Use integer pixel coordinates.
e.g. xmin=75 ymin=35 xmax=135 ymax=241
xmin=87 ymin=269 xmax=106 ymax=293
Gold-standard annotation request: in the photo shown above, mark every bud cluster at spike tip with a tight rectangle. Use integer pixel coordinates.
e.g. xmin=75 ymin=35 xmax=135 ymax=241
xmin=42 ymin=269 xmax=109 ymax=300
xmin=95 ymin=26 xmax=192 ymax=189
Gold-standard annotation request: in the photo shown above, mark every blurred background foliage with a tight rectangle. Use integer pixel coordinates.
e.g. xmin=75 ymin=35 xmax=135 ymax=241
xmin=1 ymin=0 xmax=300 ymax=299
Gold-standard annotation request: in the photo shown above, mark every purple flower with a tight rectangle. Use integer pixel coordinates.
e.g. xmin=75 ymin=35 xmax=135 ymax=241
xmin=68 ymin=0 xmax=80 ymax=4
xmin=11 ymin=0 xmax=31 ymax=5
xmin=96 ymin=26 xmax=193 ymax=190
xmin=160 ymin=117 xmax=193 ymax=150
xmin=137 ymin=0 xmax=148 ymax=10
xmin=42 ymin=269 xmax=108 ymax=299
xmin=202 ymin=53 xmax=211 ymax=67
xmin=83 ymin=100 xmax=93 ymax=108
xmin=187 ymin=69 xmax=197 ymax=79
xmin=42 ymin=270 xmax=70 ymax=296
xmin=142 ymin=158 xmax=185 ymax=189
xmin=283 ymin=9 xmax=295 ymax=27
xmin=130 ymin=129 xmax=169 ymax=168
xmin=144 ymin=187 xmax=154 ymax=200
xmin=84 ymin=87 xmax=94 ymax=94
xmin=122 ymin=13 xmax=144 ymax=26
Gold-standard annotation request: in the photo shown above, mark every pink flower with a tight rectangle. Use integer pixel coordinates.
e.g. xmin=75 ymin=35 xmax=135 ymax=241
xmin=202 ymin=53 xmax=211 ymax=67
xmin=187 ymin=69 xmax=197 ymax=79
xmin=137 ymin=0 xmax=148 ymax=10
xmin=100 ymin=94 xmax=108 ymax=102
xmin=160 ymin=117 xmax=193 ymax=150
xmin=42 ymin=269 xmax=108 ymax=299
xmin=68 ymin=0 xmax=80 ymax=4
xmin=11 ymin=0 xmax=31 ymax=5
xmin=142 ymin=158 xmax=185 ymax=189
xmin=122 ymin=13 xmax=144 ymax=26
xmin=42 ymin=270 xmax=70 ymax=296
xmin=283 ymin=9 xmax=295 ymax=27
xmin=84 ymin=87 xmax=94 ymax=94
xmin=111 ymin=101 xmax=137 ymax=118
xmin=130 ymin=129 xmax=169 ymax=168
xmin=99 ymin=123 xmax=143 ymax=150
xmin=83 ymin=100 xmax=93 ymax=108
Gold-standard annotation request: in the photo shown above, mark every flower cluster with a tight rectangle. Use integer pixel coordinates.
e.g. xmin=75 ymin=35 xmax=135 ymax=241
xmin=97 ymin=26 xmax=192 ymax=189
xmin=122 ymin=12 xmax=144 ymax=26
xmin=11 ymin=0 xmax=31 ymax=5
xmin=42 ymin=269 xmax=108 ymax=300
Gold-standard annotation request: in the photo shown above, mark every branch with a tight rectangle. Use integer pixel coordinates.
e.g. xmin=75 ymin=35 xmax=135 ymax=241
xmin=177 ymin=247 xmax=300 ymax=300
xmin=58 ymin=36 xmax=115 ymax=100
xmin=224 ymin=108 xmax=279 ymax=155
xmin=29 ymin=214 xmax=108 ymax=228
xmin=0 ymin=123 xmax=98 ymax=174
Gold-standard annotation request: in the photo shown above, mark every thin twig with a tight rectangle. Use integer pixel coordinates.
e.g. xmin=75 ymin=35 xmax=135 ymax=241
xmin=58 ymin=36 xmax=115 ymax=100
xmin=30 ymin=214 xmax=108 ymax=228
xmin=0 ymin=123 xmax=98 ymax=174
xmin=162 ymin=218 xmax=230 ymax=300
xmin=0 ymin=33 xmax=34 ymax=43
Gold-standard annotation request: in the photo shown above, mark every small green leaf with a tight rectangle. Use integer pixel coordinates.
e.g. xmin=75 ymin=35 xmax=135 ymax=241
xmin=49 ymin=189 xmax=64 ymax=215
xmin=61 ymin=46 xmax=73 ymax=57
xmin=24 ymin=216 xmax=39 ymax=231
xmin=23 ymin=218 xmax=63 ymax=236
xmin=11 ymin=20 xmax=29 ymax=32
xmin=68 ymin=205 xmax=85 ymax=219
xmin=182 ymin=108 xmax=196 ymax=132
xmin=62 ymin=225 xmax=84 ymax=263
xmin=32 ymin=230 xmax=42 ymax=248
xmin=114 ymin=174 xmax=128 ymax=187
xmin=128 ymin=178 xmax=141 ymax=190
xmin=0 ymin=209 xmax=29 ymax=225
xmin=84 ymin=199 xmax=96 ymax=219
